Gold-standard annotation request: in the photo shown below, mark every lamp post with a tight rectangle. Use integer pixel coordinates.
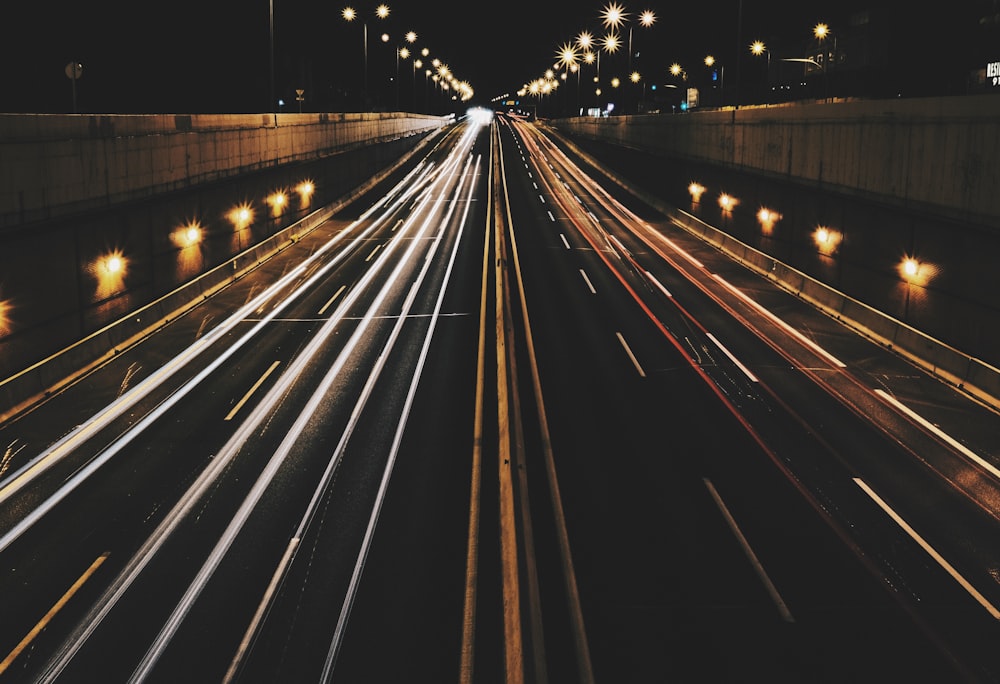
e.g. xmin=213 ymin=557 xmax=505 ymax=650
xmin=576 ymin=31 xmax=597 ymax=110
xmin=342 ymin=4 xmax=390 ymax=111
xmin=600 ymin=2 xmax=655 ymax=114
xmin=268 ymin=0 xmax=275 ymax=112
xmin=749 ymin=41 xmax=770 ymax=103
xmin=556 ymin=42 xmax=580 ymax=115
xmin=394 ymin=30 xmax=416 ymax=110
xmin=598 ymin=32 xmax=621 ymax=112
xmin=812 ymin=22 xmax=836 ymax=100
xmin=704 ymin=55 xmax=723 ymax=106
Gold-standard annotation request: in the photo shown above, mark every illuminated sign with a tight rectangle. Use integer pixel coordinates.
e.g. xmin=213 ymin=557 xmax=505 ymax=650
xmin=988 ymin=61 xmax=1000 ymax=87
xmin=686 ymin=88 xmax=699 ymax=109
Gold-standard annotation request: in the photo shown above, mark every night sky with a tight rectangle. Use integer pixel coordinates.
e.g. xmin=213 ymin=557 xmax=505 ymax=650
xmin=0 ymin=0 xmax=991 ymax=114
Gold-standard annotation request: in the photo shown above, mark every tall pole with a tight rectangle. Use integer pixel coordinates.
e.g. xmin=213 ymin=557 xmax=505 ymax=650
xmin=734 ymin=0 xmax=742 ymax=107
xmin=363 ymin=22 xmax=369 ymax=110
xmin=268 ymin=0 xmax=275 ymax=113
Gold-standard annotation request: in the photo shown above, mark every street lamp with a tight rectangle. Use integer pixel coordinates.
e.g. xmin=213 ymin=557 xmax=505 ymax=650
xmin=395 ymin=31 xmax=416 ymax=110
xmin=749 ymin=40 xmax=771 ymax=102
xmin=556 ymin=42 xmax=580 ymax=113
xmin=576 ymin=31 xmax=599 ymax=109
xmin=600 ymin=3 xmax=655 ymax=113
xmin=811 ymin=22 xmax=836 ymax=99
xmin=342 ymin=3 xmax=390 ymax=111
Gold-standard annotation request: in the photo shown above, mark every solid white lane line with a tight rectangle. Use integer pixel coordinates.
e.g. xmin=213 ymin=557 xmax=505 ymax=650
xmin=704 ymin=478 xmax=795 ymax=623
xmin=706 ymin=333 xmax=758 ymax=383
xmin=616 ymin=332 xmax=646 ymax=378
xmin=225 ymin=361 xmax=281 ymax=421
xmin=712 ymin=274 xmax=847 ymax=368
xmin=854 ymin=477 xmax=1000 ymax=619
xmin=873 ymin=389 xmax=1000 ymax=479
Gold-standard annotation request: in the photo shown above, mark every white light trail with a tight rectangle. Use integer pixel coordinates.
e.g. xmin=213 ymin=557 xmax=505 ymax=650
xmin=712 ymin=274 xmax=847 ymax=368
xmin=706 ymin=333 xmax=758 ymax=383
xmin=127 ymin=123 xmax=485 ymax=682
xmin=36 ymin=154 xmax=449 ymax=681
xmin=874 ymin=390 xmax=999 ymax=479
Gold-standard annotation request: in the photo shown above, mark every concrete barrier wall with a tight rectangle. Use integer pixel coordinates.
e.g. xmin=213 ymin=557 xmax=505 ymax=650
xmin=554 ymin=95 xmax=1000 ymax=230
xmin=0 ymin=112 xmax=448 ymax=229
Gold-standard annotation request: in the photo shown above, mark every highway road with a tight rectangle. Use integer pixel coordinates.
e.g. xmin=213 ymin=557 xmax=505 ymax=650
xmin=1 ymin=111 xmax=1000 ymax=683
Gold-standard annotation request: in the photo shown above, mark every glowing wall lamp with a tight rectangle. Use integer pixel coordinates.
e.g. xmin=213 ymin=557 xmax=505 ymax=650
xmin=295 ymin=180 xmax=315 ymax=208
xmin=266 ymin=191 xmax=288 ymax=217
xmin=94 ymin=250 xmax=128 ymax=299
xmin=718 ymin=193 xmax=738 ymax=212
xmin=813 ymin=226 xmax=841 ymax=255
xmin=757 ymin=207 xmax=780 ymax=234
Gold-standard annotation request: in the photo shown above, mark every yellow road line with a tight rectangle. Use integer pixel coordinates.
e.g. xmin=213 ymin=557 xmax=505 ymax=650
xmin=495 ymin=125 xmax=525 ymax=684
xmin=225 ymin=361 xmax=281 ymax=421
xmin=0 ymin=552 xmax=109 ymax=675
xmin=459 ymin=122 xmax=494 ymax=684
xmin=506 ymin=120 xmax=595 ymax=684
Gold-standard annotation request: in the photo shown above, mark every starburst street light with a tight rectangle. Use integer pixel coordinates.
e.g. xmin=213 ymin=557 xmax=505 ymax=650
xmin=342 ymin=4 xmax=391 ymax=110
xmin=556 ymin=42 xmax=579 ymax=70
xmin=598 ymin=3 xmax=655 ymax=113
xmin=601 ymin=2 xmax=628 ymax=29
xmin=601 ymin=33 xmax=622 ymax=54
xmin=749 ymin=40 xmax=771 ymax=97
xmin=556 ymin=41 xmax=583 ymax=111
xmin=394 ymin=30 xmax=417 ymax=109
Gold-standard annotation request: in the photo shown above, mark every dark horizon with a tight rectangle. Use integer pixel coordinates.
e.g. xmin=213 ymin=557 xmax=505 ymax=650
xmin=1 ymin=0 xmax=992 ymax=114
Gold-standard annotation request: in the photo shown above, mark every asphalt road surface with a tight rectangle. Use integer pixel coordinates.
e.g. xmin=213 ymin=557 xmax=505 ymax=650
xmin=1 ymin=112 xmax=999 ymax=683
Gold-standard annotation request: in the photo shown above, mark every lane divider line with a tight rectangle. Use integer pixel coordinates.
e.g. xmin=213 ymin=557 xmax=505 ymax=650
xmin=704 ymin=479 xmax=794 ymax=623
xmin=225 ymin=361 xmax=281 ymax=422
xmin=854 ymin=477 xmax=1000 ymax=619
xmin=706 ymin=333 xmax=759 ymax=383
xmin=0 ymin=552 xmax=110 ymax=675
xmin=873 ymin=389 xmax=999 ymax=479
xmin=616 ymin=332 xmax=646 ymax=378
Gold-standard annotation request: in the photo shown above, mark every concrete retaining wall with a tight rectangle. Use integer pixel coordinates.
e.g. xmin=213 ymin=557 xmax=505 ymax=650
xmin=0 ymin=112 xmax=448 ymax=229
xmin=553 ymin=95 xmax=1000 ymax=231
